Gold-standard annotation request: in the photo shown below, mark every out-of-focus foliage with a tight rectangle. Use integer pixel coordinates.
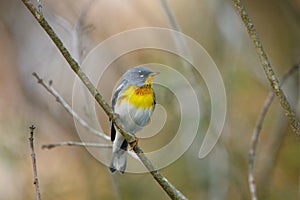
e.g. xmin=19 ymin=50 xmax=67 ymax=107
xmin=0 ymin=0 xmax=299 ymax=199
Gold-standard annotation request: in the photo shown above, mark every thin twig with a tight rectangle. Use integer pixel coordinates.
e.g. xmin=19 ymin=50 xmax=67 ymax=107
xmin=42 ymin=141 xmax=112 ymax=149
xmin=159 ymin=0 xmax=181 ymax=31
xmin=233 ymin=0 xmax=300 ymax=137
xmin=32 ymin=72 xmax=110 ymax=141
xmin=29 ymin=125 xmax=42 ymax=200
xmin=74 ymin=0 xmax=95 ymax=64
xmin=159 ymin=0 xmax=199 ymax=88
xmin=259 ymin=116 xmax=287 ymax=198
xmin=248 ymin=64 xmax=299 ymax=200
xmin=21 ymin=1 xmax=187 ymax=199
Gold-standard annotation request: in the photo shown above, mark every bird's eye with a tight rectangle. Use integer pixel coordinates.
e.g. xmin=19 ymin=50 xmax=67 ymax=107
xmin=138 ymin=71 xmax=144 ymax=77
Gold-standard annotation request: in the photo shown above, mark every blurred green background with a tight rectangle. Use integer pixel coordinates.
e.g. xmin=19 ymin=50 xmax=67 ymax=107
xmin=0 ymin=0 xmax=299 ymax=199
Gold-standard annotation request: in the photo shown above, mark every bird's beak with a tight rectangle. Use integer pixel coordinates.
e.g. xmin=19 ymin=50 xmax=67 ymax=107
xmin=149 ymin=72 xmax=160 ymax=77
xmin=146 ymin=72 xmax=159 ymax=84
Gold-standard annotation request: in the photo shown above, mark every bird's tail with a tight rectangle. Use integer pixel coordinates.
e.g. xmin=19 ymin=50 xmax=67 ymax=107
xmin=109 ymin=139 xmax=127 ymax=174
xmin=109 ymin=148 xmax=128 ymax=173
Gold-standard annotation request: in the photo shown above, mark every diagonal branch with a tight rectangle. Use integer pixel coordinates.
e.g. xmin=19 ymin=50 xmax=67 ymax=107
xmin=21 ymin=1 xmax=187 ymax=199
xmin=233 ymin=0 xmax=300 ymax=137
xmin=248 ymin=64 xmax=299 ymax=200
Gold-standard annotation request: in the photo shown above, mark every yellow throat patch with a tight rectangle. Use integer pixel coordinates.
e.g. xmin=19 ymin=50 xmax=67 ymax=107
xmin=120 ymin=84 xmax=155 ymax=108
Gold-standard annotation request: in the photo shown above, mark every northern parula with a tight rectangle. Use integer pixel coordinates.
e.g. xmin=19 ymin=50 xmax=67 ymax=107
xmin=109 ymin=66 xmax=159 ymax=173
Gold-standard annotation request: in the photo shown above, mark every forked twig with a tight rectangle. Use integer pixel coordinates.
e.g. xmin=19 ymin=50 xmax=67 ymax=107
xmin=248 ymin=64 xmax=299 ymax=200
xmin=32 ymin=73 xmax=138 ymax=158
xmin=233 ymin=0 xmax=300 ymax=137
xmin=32 ymin=72 xmax=110 ymax=141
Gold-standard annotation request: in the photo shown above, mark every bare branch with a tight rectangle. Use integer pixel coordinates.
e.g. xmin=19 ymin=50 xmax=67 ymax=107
xmin=21 ymin=1 xmax=187 ymax=199
xmin=28 ymin=125 xmax=42 ymax=200
xmin=233 ymin=0 xmax=300 ymax=137
xmin=248 ymin=64 xmax=299 ymax=200
xmin=32 ymin=72 xmax=110 ymax=141
xmin=42 ymin=141 xmax=112 ymax=149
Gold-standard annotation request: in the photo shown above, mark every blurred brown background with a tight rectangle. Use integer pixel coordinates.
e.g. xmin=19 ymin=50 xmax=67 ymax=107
xmin=0 ymin=0 xmax=299 ymax=199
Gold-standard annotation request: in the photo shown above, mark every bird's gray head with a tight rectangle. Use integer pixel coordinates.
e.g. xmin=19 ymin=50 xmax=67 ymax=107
xmin=123 ymin=66 xmax=159 ymax=87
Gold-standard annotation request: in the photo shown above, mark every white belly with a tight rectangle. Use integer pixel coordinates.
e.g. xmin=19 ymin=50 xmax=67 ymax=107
xmin=114 ymin=101 xmax=153 ymax=134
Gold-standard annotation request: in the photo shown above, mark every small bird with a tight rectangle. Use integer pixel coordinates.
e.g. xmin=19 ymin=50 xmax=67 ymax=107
xmin=109 ymin=66 xmax=158 ymax=173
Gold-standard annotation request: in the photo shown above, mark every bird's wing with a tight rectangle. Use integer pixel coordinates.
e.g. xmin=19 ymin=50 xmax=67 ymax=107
xmin=110 ymin=79 xmax=128 ymax=142
xmin=111 ymin=79 xmax=127 ymax=109
xmin=153 ymin=89 xmax=156 ymax=109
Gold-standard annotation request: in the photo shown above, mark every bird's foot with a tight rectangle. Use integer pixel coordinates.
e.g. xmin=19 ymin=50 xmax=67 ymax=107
xmin=129 ymin=137 xmax=139 ymax=150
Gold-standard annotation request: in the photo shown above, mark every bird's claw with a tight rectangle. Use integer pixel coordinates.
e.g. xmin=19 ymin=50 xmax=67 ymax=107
xmin=129 ymin=137 xmax=139 ymax=150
